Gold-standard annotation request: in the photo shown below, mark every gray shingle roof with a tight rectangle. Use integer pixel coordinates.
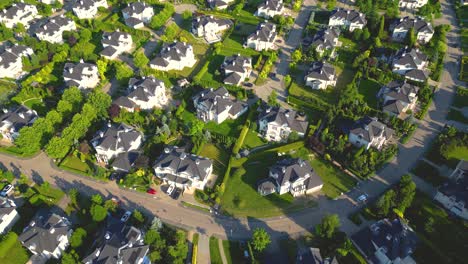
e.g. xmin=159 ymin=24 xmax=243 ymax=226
xmin=0 ymin=105 xmax=37 ymax=132
xmin=101 ymin=31 xmax=132 ymax=47
xmin=91 ymin=123 xmax=142 ymax=153
xmin=311 ymin=27 xmax=340 ymax=50
xmin=259 ymin=0 xmax=283 ymax=12
xmin=349 ymin=116 xmax=393 ymax=142
xmin=0 ymin=44 xmax=32 ymax=69
xmin=393 ymin=47 xmax=428 ymax=67
xmin=258 ymin=106 xmax=309 ymax=134
xmin=393 ymin=16 xmax=434 ymax=34
xmin=381 ymin=81 xmax=419 ymax=104
xmin=150 ymin=42 xmax=192 ymax=66
xmin=122 ymin=2 xmax=151 ymax=17
xmin=111 ymin=151 xmax=141 ymax=172
xmin=270 ymin=158 xmax=323 ymax=189
xmin=0 ymin=197 xmax=16 ymax=223
xmin=330 ymin=8 xmax=367 ymax=25
xmin=126 ymin=76 xmax=165 ymax=102
xmin=305 ymin=61 xmax=336 ymax=81
xmin=34 ymin=16 xmax=74 ymax=37
xmin=248 ymin=22 xmax=277 ymax=42
xmin=193 ymin=87 xmax=248 ymax=118
xmin=0 ymin=3 xmax=31 ymax=19
xmin=192 ymin=15 xmax=232 ymax=30
xmin=222 ymin=54 xmax=251 ymax=74
xmin=63 ymin=61 xmax=97 ymax=85
xmin=74 ymin=0 xmax=100 ymax=11
xmin=438 ymin=176 xmax=468 ymax=207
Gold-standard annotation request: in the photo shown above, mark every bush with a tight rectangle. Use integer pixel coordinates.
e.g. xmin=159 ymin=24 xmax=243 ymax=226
xmin=348 ymin=212 xmax=363 ymax=226
xmin=149 ymin=3 xmax=175 ymax=30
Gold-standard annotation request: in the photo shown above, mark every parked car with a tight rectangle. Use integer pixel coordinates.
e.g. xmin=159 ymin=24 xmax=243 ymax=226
xmin=147 ymin=188 xmax=157 ymax=195
xmin=120 ymin=211 xmax=132 ymax=222
xmin=357 ymin=194 xmax=368 ymax=203
xmin=166 ymin=185 xmax=175 ymax=196
xmin=171 ymin=188 xmax=181 ymax=200
xmin=243 ymin=82 xmax=253 ymax=88
xmin=0 ymin=184 xmax=13 ymax=197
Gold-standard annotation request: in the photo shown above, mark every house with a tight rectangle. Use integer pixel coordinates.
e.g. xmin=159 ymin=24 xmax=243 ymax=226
xmin=40 ymin=0 xmax=63 ymax=4
xmin=311 ymin=27 xmax=340 ymax=55
xmin=246 ymin=22 xmax=277 ymax=51
xmin=18 ymin=212 xmax=73 ymax=259
xmin=296 ymin=247 xmax=338 ymax=264
xmin=328 ymin=9 xmax=366 ymax=32
xmin=0 ymin=106 xmax=38 ymax=143
xmin=222 ymin=54 xmax=252 ymax=86
xmin=377 ymin=80 xmax=419 ymax=118
xmin=114 ymin=76 xmax=168 ymax=112
xmin=83 ymin=217 xmax=149 ymax=264
xmin=100 ymin=30 xmax=133 ymax=60
xmin=392 ymin=47 xmax=428 ymax=82
xmin=63 ymin=61 xmax=100 ymax=89
xmin=255 ymin=0 xmax=284 ymax=18
xmin=304 ymin=61 xmax=337 ymax=90
xmin=351 ymin=218 xmax=418 ymax=264
xmin=258 ymin=158 xmax=323 ymax=197
xmin=0 ymin=44 xmax=34 ymax=79
xmin=207 ymin=0 xmax=234 ymax=10
xmin=258 ymin=106 xmax=309 ymax=142
xmin=434 ymin=160 xmax=468 ymax=220
xmin=0 ymin=3 xmax=39 ymax=29
xmin=0 ymin=197 xmax=20 ymax=234
xmin=122 ymin=2 xmax=154 ymax=29
xmin=149 ymin=42 xmax=197 ymax=71
xmin=192 ymin=87 xmax=248 ymax=124
xmin=72 ymin=0 xmax=108 ymax=19
xmin=34 ymin=15 xmax=77 ymax=44
xmin=391 ymin=17 xmax=434 ymax=43
xmin=153 ymin=146 xmax=213 ymax=190
xmin=192 ymin=15 xmax=233 ymax=43
xmin=348 ymin=116 xmax=393 ymax=150
xmin=91 ymin=123 xmax=143 ymax=172
xmin=399 ymin=0 xmax=428 ymax=9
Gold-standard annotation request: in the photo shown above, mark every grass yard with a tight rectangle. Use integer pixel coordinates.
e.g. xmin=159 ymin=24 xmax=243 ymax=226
xmin=199 ymin=144 xmax=230 ymax=176
xmin=242 ymin=129 xmax=266 ymax=149
xmin=309 ymin=156 xmax=357 ymax=198
xmin=337 ymin=37 xmax=359 ymax=65
xmin=410 ymin=160 xmax=446 ymax=187
xmin=24 ymin=183 xmax=65 ymax=207
xmin=335 ymin=67 xmax=356 ymax=91
xmin=222 ymin=240 xmax=247 ymax=264
xmin=0 ymin=233 xmax=30 ymax=264
xmin=289 ymin=82 xmax=336 ymax=105
xmin=357 ymin=78 xmax=381 ymax=109
xmin=447 ymin=108 xmax=468 ymax=124
xmin=209 ymin=237 xmax=223 ymax=264
xmin=23 ymin=98 xmax=47 ymax=115
xmin=61 ymin=155 xmax=94 ymax=175
xmin=204 ymin=115 xmax=246 ymax=137
xmin=200 ymin=54 xmax=225 ymax=85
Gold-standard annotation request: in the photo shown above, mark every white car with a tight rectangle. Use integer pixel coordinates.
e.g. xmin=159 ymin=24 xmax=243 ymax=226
xmin=0 ymin=184 xmax=14 ymax=197
xmin=120 ymin=211 xmax=132 ymax=222
xmin=166 ymin=185 xmax=175 ymax=196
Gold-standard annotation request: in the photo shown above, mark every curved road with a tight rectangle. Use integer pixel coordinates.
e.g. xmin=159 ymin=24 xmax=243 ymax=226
xmin=0 ymin=0 xmax=465 ymax=241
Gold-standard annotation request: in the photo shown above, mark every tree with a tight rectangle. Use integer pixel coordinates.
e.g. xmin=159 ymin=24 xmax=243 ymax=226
xmin=133 ymin=51 xmax=149 ymax=69
xmin=406 ymin=27 xmax=416 ymax=47
xmin=326 ymin=0 xmax=336 ymax=10
xmin=362 ymin=28 xmax=371 ymax=41
xmin=424 ymin=217 xmax=435 ymax=234
xmin=316 ymin=214 xmax=340 ymax=239
xmin=91 ymin=194 xmax=103 ymax=205
xmin=353 ymin=29 xmax=362 ymax=41
xmin=251 ymin=228 xmax=271 ymax=252
xmin=133 ymin=209 xmax=145 ymax=225
xmin=187 ymin=119 xmax=204 ymax=136
xmin=378 ymin=16 xmax=385 ymax=39
xmin=291 ymin=49 xmax=302 ymax=63
xmin=396 ymin=174 xmax=416 ymax=213
xmin=114 ymin=62 xmax=133 ymax=83
xmin=90 ymin=204 xmax=107 ymax=222
xmin=181 ymin=10 xmax=192 ymax=20
xmin=375 ymin=189 xmax=396 ymax=216
xmin=70 ymin=228 xmax=87 ymax=248
xmin=268 ymin=90 xmax=279 ymax=106
xmin=96 ymin=59 xmax=108 ymax=80
xmin=104 ymin=199 xmax=118 ymax=212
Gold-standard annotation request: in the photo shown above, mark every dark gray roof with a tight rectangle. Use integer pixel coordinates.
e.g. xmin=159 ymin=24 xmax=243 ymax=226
xmin=34 ymin=16 xmax=74 ymax=37
xmin=74 ymin=0 xmax=100 ymax=11
xmin=207 ymin=0 xmax=231 ymax=8
xmin=0 ymin=44 xmax=32 ymax=68
xmin=192 ymin=15 xmax=232 ymax=30
xmin=222 ymin=54 xmax=251 ymax=74
xmin=63 ymin=61 xmax=97 ymax=85
xmin=404 ymin=69 xmax=428 ymax=81
xmin=258 ymin=106 xmax=309 ymax=134
xmin=311 ymin=27 xmax=340 ymax=50
xmin=193 ymin=87 xmax=248 ymax=118
xmin=438 ymin=176 xmax=468 ymax=207
xmin=381 ymin=81 xmax=419 ymax=104
xmin=122 ymin=2 xmax=151 ymax=17
xmin=393 ymin=47 xmax=427 ymax=68
xmin=0 ymin=197 xmax=16 ymax=225
xmin=126 ymin=76 xmax=165 ymax=102
xmin=153 ymin=146 xmax=213 ymax=182
xmin=0 ymin=3 xmax=32 ymax=19
xmin=259 ymin=0 xmax=283 ymax=12
xmin=224 ymin=72 xmax=243 ymax=85
xmin=18 ymin=212 xmax=72 ymax=254
xmin=352 ymin=218 xmax=418 ymax=263
xmin=102 ymin=31 xmax=132 ymax=47
xmin=270 ymin=158 xmax=323 ymax=189
xmin=393 ymin=17 xmax=434 ymax=34
xmin=349 ymin=116 xmax=393 ymax=142
xmin=124 ymin=17 xmax=143 ymax=27
xmin=330 ymin=8 xmax=367 ymax=25
xmin=0 ymin=105 xmax=37 ymax=132
xmin=100 ymin=46 xmax=118 ymax=57
xmin=382 ymin=100 xmax=405 ymax=115
xmin=111 ymin=151 xmax=141 ymax=172
xmin=257 ymin=178 xmax=277 ymax=195
xmin=150 ymin=42 xmax=192 ymax=66
xmin=248 ymin=22 xmax=277 ymax=42
xmin=91 ymin=123 xmax=142 ymax=153
xmin=305 ymin=61 xmax=335 ymax=81
xmin=296 ymin=247 xmax=323 ymax=264
xmin=113 ymin=96 xmax=136 ymax=109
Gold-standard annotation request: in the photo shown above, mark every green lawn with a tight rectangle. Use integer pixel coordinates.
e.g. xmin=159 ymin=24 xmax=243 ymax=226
xmin=0 ymin=233 xmax=30 ymax=264
xmin=200 ymin=54 xmax=225 ymax=85
xmin=222 ymin=240 xmax=247 ymax=264
xmin=410 ymin=160 xmax=446 ymax=187
xmin=335 ymin=67 xmax=356 ymax=91
xmin=204 ymin=116 xmax=246 ymax=137
xmin=199 ymin=144 xmax=230 ymax=176
xmin=242 ymin=129 xmax=266 ymax=149
xmin=23 ymin=183 xmax=65 ymax=207
xmin=337 ymin=37 xmax=359 ymax=65
xmin=61 ymin=155 xmax=94 ymax=174
xmin=447 ymin=108 xmax=468 ymax=124
xmin=357 ymin=79 xmax=381 ymax=109
xmin=209 ymin=237 xmax=223 ymax=264
xmin=289 ymin=82 xmax=336 ymax=105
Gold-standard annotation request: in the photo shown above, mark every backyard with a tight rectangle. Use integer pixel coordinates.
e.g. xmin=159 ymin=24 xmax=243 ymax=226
xmin=357 ymin=78 xmax=381 ymax=109
xmin=199 ymin=144 xmax=230 ymax=176
xmin=0 ymin=233 xmax=30 ymax=264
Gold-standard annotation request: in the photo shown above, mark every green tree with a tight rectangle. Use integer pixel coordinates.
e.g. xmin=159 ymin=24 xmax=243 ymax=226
xmin=181 ymin=10 xmax=192 ymax=20
xmin=114 ymin=62 xmax=133 ymax=83
xmin=251 ymin=228 xmax=271 ymax=252
xmin=362 ymin=28 xmax=371 ymax=41
xmin=104 ymin=199 xmax=118 ymax=212
xmin=378 ymin=16 xmax=385 ymax=39
xmin=188 ymin=119 xmax=204 ymax=136
xmin=396 ymin=174 xmax=416 ymax=213
xmin=91 ymin=194 xmax=103 ymax=205
xmin=133 ymin=51 xmax=149 ymax=69
xmin=406 ymin=27 xmax=416 ymax=47
xmin=268 ymin=90 xmax=279 ymax=106
xmin=70 ymin=228 xmax=87 ymax=248
xmin=375 ymin=189 xmax=396 ymax=216
xmin=133 ymin=209 xmax=145 ymax=225
xmin=96 ymin=59 xmax=108 ymax=80
xmin=315 ymin=214 xmax=340 ymax=239
xmin=326 ymin=0 xmax=337 ymax=10
xmin=90 ymin=204 xmax=107 ymax=222
xmin=291 ymin=49 xmax=302 ymax=63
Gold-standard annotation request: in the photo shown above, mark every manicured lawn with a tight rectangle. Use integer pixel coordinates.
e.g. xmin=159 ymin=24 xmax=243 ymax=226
xmin=24 ymin=183 xmax=65 ymax=207
xmin=204 ymin=116 xmax=246 ymax=137
xmin=200 ymin=54 xmax=225 ymax=85
xmin=288 ymin=82 xmax=336 ymax=105
xmin=410 ymin=160 xmax=446 ymax=187
xmin=61 ymin=155 xmax=94 ymax=174
xmin=357 ymin=78 xmax=381 ymax=109
xmin=335 ymin=67 xmax=356 ymax=91
xmin=222 ymin=240 xmax=247 ymax=264
xmin=199 ymin=144 xmax=230 ymax=176
xmin=209 ymin=237 xmax=223 ymax=264
xmin=0 ymin=233 xmax=30 ymax=264
xmin=447 ymin=108 xmax=468 ymax=124
xmin=337 ymin=37 xmax=359 ymax=64
xmin=242 ymin=129 xmax=266 ymax=149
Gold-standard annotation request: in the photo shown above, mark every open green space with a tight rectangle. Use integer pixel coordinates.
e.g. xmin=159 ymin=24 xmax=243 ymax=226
xmin=199 ymin=144 xmax=230 ymax=176
xmin=209 ymin=237 xmax=223 ymax=264
xmin=61 ymin=155 xmax=95 ymax=175
xmin=289 ymin=82 xmax=336 ymax=106
xmin=0 ymin=232 xmax=30 ymax=264
xmin=24 ymin=183 xmax=65 ymax=207
xmin=335 ymin=67 xmax=356 ymax=91
xmin=200 ymin=54 xmax=225 ymax=86
xmin=336 ymin=37 xmax=359 ymax=65
xmin=204 ymin=114 xmax=246 ymax=137
xmin=410 ymin=160 xmax=445 ymax=187
xmin=242 ymin=129 xmax=266 ymax=149
xmin=309 ymin=156 xmax=357 ymax=198
xmin=357 ymin=78 xmax=381 ymax=109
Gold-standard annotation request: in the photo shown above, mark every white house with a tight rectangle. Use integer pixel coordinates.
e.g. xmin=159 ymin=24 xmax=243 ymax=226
xmin=122 ymin=2 xmax=154 ymax=29
xmin=91 ymin=123 xmax=143 ymax=172
xmin=0 ymin=3 xmax=39 ymax=29
xmin=246 ymin=22 xmax=277 ymax=51
xmin=0 ymin=106 xmax=38 ymax=143
xmin=34 ymin=15 xmax=77 ymax=44
xmin=378 ymin=80 xmax=419 ymax=118
xmin=348 ymin=116 xmax=393 ymax=150
xmin=255 ymin=0 xmax=284 ymax=18
xmin=391 ymin=17 xmax=434 ymax=43
xmin=0 ymin=197 xmax=20 ymax=234
xmin=72 ymin=0 xmax=108 ymax=19
xmin=114 ymin=76 xmax=168 ymax=112
xmin=304 ymin=61 xmax=337 ymax=90
xmin=399 ymin=0 xmax=428 ymax=9
xmin=258 ymin=106 xmax=309 ymax=142
xmin=0 ymin=44 xmax=34 ymax=79
xmin=192 ymin=87 xmax=248 ymax=124
xmin=392 ymin=47 xmax=428 ymax=82
xmin=192 ymin=15 xmax=233 ymax=43
xmin=100 ymin=30 xmax=133 ymax=60
xmin=207 ymin=0 xmax=235 ymax=10
xmin=328 ymin=9 xmax=367 ymax=32
xmin=258 ymin=158 xmax=323 ymax=197
xmin=63 ymin=61 xmax=99 ymax=89
xmin=18 ymin=212 xmax=73 ymax=260
xmin=40 ymin=0 xmax=63 ymax=4
xmin=222 ymin=54 xmax=252 ymax=86
xmin=311 ymin=27 xmax=340 ymax=55
xmin=149 ymin=42 xmax=197 ymax=71
xmin=153 ymin=146 xmax=213 ymax=190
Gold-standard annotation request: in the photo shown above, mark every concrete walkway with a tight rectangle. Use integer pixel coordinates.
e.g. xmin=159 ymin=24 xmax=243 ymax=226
xmin=197 ymin=234 xmax=210 ymax=264
xmin=218 ymin=238 xmax=228 ymax=264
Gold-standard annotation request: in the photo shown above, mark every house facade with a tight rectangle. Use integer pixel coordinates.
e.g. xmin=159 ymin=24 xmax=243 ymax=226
xmin=378 ymin=80 xmax=419 ymax=118
xmin=304 ymin=61 xmax=337 ymax=90
xmin=222 ymin=54 xmax=252 ymax=86
xmin=328 ymin=9 xmax=367 ymax=32
xmin=34 ymin=16 xmax=77 ymax=44
xmin=258 ymin=106 xmax=309 ymax=142
xmin=0 ymin=3 xmax=39 ymax=29
xmin=0 ymin=197 xmax=20 ymax=235
xmin=399 ymin=0 xmax=428 ymax=9
xmin=149 ymin=42 xmax=197 ymax=71
xmin=348 ymin=116 xmax=393 ymax=150
xmin=122 ymin=2 xmax=154 ymax=29
xmin=114 ymin=76 xmax=168 ymax=112
xmin=255 ymin=0 xmax=284 ymax=18
xmin=207 ymin=0 xmax=234 ymax=10
xmin=392 ymin=47 xmax=428 ymax=82
xmin=100 ymin=31 xmax=133 ymax=60
xmin=311 ymin=27 xmax=340 ymax=55
xmin=153 ymin=147 xmax=213 ymax=190
xmin=192 ymin=87 xmax=248 ymax=124
xmin=63 ymin=61 xmax=100 ymax=89
xmin=246 ymin=22 xmax=277 ymax=51
xmin=192 ymin=15 xmax=232 ymax=43
xmin=0 ymin=44 xmax=34 ymax=79
xmin=0 ymin=106 xmax=38 ymax=143
xmin=391 ymin=17 xmax=434 ymax=43
xmin=73 ymin=0 xmax=108 ymax=19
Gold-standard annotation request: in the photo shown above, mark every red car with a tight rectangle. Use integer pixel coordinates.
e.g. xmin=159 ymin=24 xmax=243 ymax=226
xmin=147 ymin=188 xmax=157 ymax=195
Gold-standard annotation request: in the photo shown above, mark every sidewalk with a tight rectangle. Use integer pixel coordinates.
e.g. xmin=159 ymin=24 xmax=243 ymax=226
xmin=218 ymin=238 xmax=228 ymax=264
xmin=197 ymin=234 xmax=210 ymax=264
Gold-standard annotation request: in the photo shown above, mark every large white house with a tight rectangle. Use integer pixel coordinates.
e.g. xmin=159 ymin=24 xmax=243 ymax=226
xmin=34 ymin=16 xmax=77 ymax=44
xmin=0 ymin=3 xmax=39 ymax=29
xmin=311 ymin=27 xmax=340 ymax=55
xmin=192 ymin=15 xmax=233 ymax=43
xmin=122 ymin=2 xmax=154 ymax=29
xmin=40 ymin=0 xmax=63 ymax=4
xmin=399 ymin=0 xmax=428 ymax=9
xmin=255 ymin=0 xmax=284 ymax=18
xmin=114 ymin=76 xmax=168 ymax=112
xmin=192 ymin=87 xmax=248 ymax=124
xmin=91 ymin=123 xmax=143 ymax=172
xmin=391 ymin=17 xmax=434 ymax=43
xmin=0 ymin=44 xmax=34 ymax=79
xmin=100 ymin=30 xmax=133 ymax=60
xmin=207 ymin=0 xmax=235 ymax=10
xmin=392 ymin=47 xmax=428 ymax=82
xmin=0 ymin=106 xmax=38 ymax=143
xmin=18 ymin=212 xmax=73 ymax=260
xmin=222 ymin=54 xmax=252 ymax=86
xmin=0 ymin=197 xmax=20 ymax=235
xmin=258 ymin=158 xmax=323 ymax=197
xmin=153 ymin=147 xmax=213 ymax=190
xmin=348 ymin=116 xmax=393 ymax=150
xmin=72 ymin=0 xmax=108 ymax=19
xmin=246 ymin=22 xmax=277 ymax=51
xmin=378 ymin=80 xmax=419 ymax=118
xmin=304 ymin=61 xmax=337 ymax=90
xmin=258 ymin=106 xmax=309 ymax=142
xmin=63 ymin=61 xmax=100 ymax=89
xmin=328 ymin=9 xmax=367 ymax=32
xmin=149 ymin=42 xmax=197 ymax=71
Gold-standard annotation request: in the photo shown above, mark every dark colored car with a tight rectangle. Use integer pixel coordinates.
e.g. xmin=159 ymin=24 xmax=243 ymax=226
xmin=171 ymin=188 xmax=182 ymax=200
xmin=243 ymin=82 xmax=254 ymax=87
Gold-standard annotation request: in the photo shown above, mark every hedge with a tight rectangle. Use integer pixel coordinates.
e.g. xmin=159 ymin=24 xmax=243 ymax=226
xmin=232 ymin=121 xmax=250 ymax=154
